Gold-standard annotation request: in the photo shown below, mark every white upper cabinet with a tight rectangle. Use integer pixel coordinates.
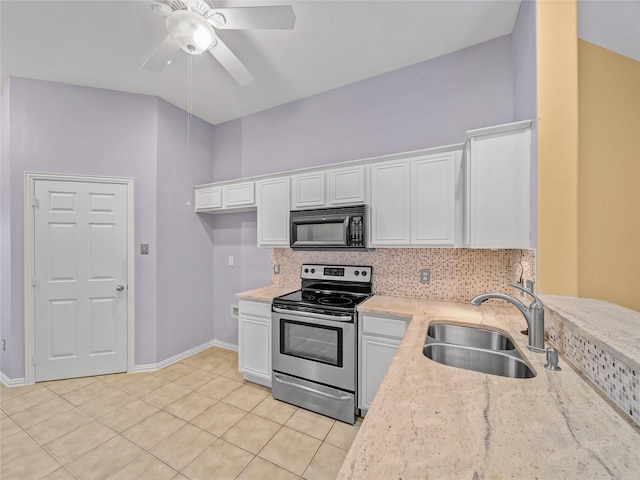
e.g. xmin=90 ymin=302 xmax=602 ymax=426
xmin=257 ymin=177 xmax=290 ymax=247
xmin=224 ymin=182 xmax=255 ymax=208
xmin=195 ymin=185 xmax=222 ymax=211
xmin=291 ymin=172 xmax=325 ymax=209
xmin=327 ymin=166 xmax=366 ymax=205
xmin=195 ymin=181 xmax=254 ymax=212
xmin=291 ymin=165 xmax=366 ymax=209
xmin=370 ymin=160 xmax=411 ymax=246
xmin=370 ymin=152 xmax=457 ymax=247
xmin=410 ymin=152 xmax=456 ymax=245
xmin=465 ymin=121 xmax=531 ymax=248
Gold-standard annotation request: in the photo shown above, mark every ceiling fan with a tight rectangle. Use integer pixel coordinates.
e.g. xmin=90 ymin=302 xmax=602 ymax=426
xmin=143 ymin=0 xmax=296 ymax=86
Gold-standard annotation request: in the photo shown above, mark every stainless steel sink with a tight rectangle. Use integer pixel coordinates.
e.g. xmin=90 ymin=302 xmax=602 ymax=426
xmin=423 ymin=323 xmax=536 ymax=379
xmin=423 ymin=343 xmax=535 ymax=379
xmin=427 ymin=323 xmax=515 ymax=350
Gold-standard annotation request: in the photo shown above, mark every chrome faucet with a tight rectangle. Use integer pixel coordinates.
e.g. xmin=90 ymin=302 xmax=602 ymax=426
xmin=470 ymin=283 xmax=546 ymax=352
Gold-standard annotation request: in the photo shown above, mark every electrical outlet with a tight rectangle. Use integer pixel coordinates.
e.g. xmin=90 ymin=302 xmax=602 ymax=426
xmin=230 ymin=304 xmax=238 ymax=318
xmin=1 ymin=339 xmax=5 ymax=352
xmin=420 ymin=269 xmax=431 ymax=283
xmin=274 ymin=264 xmax=281 ymax=274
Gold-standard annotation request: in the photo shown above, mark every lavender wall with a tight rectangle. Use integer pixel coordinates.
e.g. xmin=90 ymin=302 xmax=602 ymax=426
xmin=213 ymin=36 xmax=514 ymax=181
xmin=156 ymin=100 xmax=214 ymax=360
xmin=0 ymin=81 xmax=11 ymax=377
xmin=210 ymin=35 xmax=517 ymax=346
xmin=512 ymin=0 xmax=538 ymax=248
xmin=0 ymin=77 xmax=216 ymax=379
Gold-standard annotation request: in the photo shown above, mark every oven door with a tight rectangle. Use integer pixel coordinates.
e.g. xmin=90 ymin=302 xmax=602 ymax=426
xmin=290 ymin=214 xmax=349 ymax=249
xmin=272 ymin=309 xmax=355 ymax=392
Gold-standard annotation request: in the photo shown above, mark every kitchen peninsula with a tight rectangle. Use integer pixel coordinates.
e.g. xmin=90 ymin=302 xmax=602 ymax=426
xmin=337 ymin=295 xmax=640 ymax=479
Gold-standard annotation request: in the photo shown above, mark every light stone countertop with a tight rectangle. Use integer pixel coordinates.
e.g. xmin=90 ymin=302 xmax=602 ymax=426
xmin=540 ymin=294 xmax=640 ymax=366
xmin=338 ymin=295 xmax=640 ymax=479
xmin=235 ymin=285 xmax=296 ymax=302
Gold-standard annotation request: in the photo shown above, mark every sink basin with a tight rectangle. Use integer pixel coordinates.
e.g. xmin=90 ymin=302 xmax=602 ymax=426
xmin=427 ymin=323 xmax=515 ymax=350
xmin=423 ymin=343 xmax=536 ymax=379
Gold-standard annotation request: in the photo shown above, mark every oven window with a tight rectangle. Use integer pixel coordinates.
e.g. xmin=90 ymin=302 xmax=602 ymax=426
xmin=295 ymin=223 xmax=345 ymax=244
xmin=281 ymin=320 xmax=343 ymax=367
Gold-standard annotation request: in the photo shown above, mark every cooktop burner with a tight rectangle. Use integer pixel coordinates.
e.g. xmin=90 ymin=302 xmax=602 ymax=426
xmin=318 ymin=296 xmax=354 ymax=306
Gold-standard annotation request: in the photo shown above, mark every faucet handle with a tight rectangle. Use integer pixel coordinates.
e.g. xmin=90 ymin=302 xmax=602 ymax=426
xmin=510 ymin=283 xmax=544 ymax=309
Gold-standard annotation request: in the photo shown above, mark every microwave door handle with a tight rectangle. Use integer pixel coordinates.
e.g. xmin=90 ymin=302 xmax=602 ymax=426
xmin=272 ymin=307 xmax=353 ymax=322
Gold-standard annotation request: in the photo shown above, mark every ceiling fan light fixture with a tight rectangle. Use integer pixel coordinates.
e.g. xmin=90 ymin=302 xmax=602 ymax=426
xmin=166 ymin=10 xmax=215 ymax=55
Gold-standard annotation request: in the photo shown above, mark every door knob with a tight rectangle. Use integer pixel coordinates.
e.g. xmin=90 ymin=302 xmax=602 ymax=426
xmin=116 ymin=284 xmax=125 ymax=292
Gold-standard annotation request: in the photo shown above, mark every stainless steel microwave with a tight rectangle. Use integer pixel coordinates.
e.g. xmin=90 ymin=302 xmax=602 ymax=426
xmin=290 ymin=205 xmax=368 ymax=250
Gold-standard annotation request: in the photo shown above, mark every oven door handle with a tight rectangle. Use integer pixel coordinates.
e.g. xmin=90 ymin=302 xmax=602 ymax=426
xmin=272 ymin=307 xmax=353 ymax=322
xmin=273 ymin=374 xmax=352 ymax=401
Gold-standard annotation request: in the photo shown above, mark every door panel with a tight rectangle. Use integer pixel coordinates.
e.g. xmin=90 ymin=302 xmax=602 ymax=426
xmin=34 ymin=179 xmax=128 ymax=381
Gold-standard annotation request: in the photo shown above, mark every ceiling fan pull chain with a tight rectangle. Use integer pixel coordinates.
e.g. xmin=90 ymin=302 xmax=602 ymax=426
xmin=187 ymin=54 xmax=192 ymax=157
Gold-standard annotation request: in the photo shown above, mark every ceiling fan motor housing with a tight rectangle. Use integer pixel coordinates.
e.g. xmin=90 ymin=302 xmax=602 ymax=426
xmin=166 ymin=10 xmax=215 ymax=55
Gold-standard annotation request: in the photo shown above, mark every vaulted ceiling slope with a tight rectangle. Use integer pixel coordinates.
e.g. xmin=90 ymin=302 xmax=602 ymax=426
xmin=1 ymin=0 xmax=523 ymax=125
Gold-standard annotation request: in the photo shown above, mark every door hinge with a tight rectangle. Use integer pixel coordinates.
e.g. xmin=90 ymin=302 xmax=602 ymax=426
xmin=32 ymin=197 xmax=40 ymax=209
xmin=32 ymin=277 xmax=36 ymax=288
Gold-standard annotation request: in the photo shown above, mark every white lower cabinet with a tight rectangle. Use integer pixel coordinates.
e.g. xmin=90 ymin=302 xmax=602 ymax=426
xmin=238 ymin=299 xmax=272 ymax=387
xmin=358 ymin=314 xmax=409 ymax=413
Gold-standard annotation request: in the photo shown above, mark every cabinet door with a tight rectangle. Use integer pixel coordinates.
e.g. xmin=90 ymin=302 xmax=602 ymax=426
xmin=411 ymin=153 xmax=455 ymax=245
xmin=327 ymin=166 xmax=366 ymax=205
xmin=468 ymin=128 xmax=530 ymax=248
xmin=360 ymin=335 xmax=399 ymax=410
xmin=224 ymin=182 xmax=255 ymax=208
xmin=238 ymin=314 xmax=271 ymax=383
xmin=370 ymin=161 xmax=411 ymax=246
xmin=195 ymin=186 xmax=222 ymax=211
xmin=257 ymin=177 xmax=290 ymax=247
xmin=292 ymin=172 xmax=325 ymax=209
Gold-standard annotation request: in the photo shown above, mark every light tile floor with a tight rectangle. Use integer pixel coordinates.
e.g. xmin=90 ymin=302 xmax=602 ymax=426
xmin=0 ymin=347 xmax=362 ymax=480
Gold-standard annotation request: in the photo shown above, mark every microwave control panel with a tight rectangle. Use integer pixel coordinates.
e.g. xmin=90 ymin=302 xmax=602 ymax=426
xmin=350 ymin=216 xmax=364 ymax=247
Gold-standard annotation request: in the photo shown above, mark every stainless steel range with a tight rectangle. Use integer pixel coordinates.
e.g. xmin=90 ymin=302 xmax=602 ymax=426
xmin=271 ymin=264 xmax=373 ymax=424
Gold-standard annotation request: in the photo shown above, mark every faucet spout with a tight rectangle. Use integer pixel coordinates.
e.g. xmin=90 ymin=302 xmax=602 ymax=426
xmin=470 ymin=284 xmax=546 ymax=352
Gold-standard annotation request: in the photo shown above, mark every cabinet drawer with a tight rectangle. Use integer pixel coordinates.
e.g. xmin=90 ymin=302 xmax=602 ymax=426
xmin=239 ymin=299 xmax=272 ymax=318
xmin=361 ymin=315 xmax=408 ymax=339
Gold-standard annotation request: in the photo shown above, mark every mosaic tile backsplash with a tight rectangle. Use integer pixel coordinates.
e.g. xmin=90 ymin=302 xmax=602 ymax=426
xmin=271 ymin=248 xmax=536 ymax=303
xmin=546 ymin=309 xmax=640 ymax=426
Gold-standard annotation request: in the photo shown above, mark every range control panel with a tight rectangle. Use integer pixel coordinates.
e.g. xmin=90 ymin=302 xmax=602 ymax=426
xmin=300 ymin=264 xmax=372 ymax=283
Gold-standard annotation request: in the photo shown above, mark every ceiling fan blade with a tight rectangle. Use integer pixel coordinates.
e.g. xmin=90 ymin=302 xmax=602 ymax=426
xmin=208 ymin=37 xmax=254 ymax=86
xmin=142 ymin=35 xmax=180 ymax=72
xmin=206 ymin=6 xmax=296 ymax=30
xmin=150 ymin=2 xmax=172 ymax=17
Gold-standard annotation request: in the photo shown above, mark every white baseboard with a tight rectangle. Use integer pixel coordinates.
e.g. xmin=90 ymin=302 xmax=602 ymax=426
xmin=0 ymin=339 xmax=238 ymax=384
xmin=0 ymin=372 xmax=27 ymax=388
xmin=130 ymin=338 xmax=237 ymax=373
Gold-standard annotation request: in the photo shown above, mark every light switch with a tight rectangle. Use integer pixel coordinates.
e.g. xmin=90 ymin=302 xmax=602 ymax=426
xmin=140 ymin=243 xmax=149 ymax=255
xmin=228 ymin=256 xmax=234 ymax=266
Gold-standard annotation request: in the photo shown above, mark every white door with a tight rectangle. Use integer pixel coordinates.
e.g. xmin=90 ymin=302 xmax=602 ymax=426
xmin=34 ymin=179 xmax=129 ymax=381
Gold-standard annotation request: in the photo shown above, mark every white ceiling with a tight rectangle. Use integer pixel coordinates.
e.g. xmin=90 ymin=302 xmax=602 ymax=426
xmin=1 ymin=0 xmax=523 ymax=125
